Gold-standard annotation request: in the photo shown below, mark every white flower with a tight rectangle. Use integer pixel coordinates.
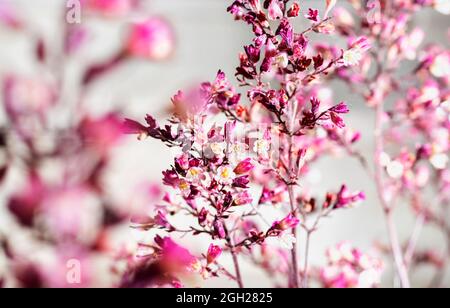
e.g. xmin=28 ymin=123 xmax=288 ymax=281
xmin=210 ymin=142 xmax=225 ymax=156
xmin=280 ymin=233 xmax=297 ymax=250
xmin=434 ymin=0 xmax=450 ymax=15
xmin=430 ymin=153 xmax=449 ymax=170
xmin=229 ymin=142 xmax=247 ymax=161
xmin=342 ymin=49 xmax=364 ymax=66
xmin=274 ymin=53 xmax=289 ymax=69
xmin=186 ymin=167 xmax=203 ymax=183
xmin=387 ymin=160 xmax=404 ymax=179
xmin=430 ymin=54 xmax=450 ymax=78
xmin=253 ymin=139 xmax=270 ymax=156
xmin=358 ymin=269 xmax=381 ymax=288
xmin=379 ymin=152 xmax=391 ymax=167
xmin=178 ymin=180 xmax=191 ymax=197
xmin=216 ymin=165 xmax=236 ymax=184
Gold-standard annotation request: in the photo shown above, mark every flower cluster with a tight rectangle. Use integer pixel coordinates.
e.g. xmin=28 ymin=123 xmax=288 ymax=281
xmin=126 ymin=0 xmax=368 ymax=288
xmin=318 ymin=242 xmax=384 ymax=288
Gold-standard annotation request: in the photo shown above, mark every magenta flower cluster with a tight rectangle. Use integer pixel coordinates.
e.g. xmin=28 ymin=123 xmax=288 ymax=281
xmin=125 ymin=0 xmax=449 ymax=289
xmin=125 ymin=0 xmax=372 ymax=288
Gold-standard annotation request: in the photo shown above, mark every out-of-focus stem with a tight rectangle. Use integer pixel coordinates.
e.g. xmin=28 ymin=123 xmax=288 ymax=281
xmin=225 ymin=226 xmax=244 ymax=288
xmin=286 ymin=96 xmax=300 ymax=288
xmin=374 ymin=102 xmax=411 ymax=288
xmin=404 ymin=213 xmax=426 ymax=267
xmin=287 ymin=184 xmax=300 ymax=288
xmin=302 ymin=231 xmax=312 ymax=288
xmin=230 ymin=246 xmax=244 ymax=288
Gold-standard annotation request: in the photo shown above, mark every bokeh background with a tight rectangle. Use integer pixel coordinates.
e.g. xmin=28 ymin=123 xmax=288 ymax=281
xmin=0 ymin=0 xmax=449 ymax=287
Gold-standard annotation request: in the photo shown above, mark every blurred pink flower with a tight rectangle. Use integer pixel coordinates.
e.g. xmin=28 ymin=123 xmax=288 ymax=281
xmin=0 ymin=0 xmax=21 ymax=28
xmin=3 ymin=75 xmax=56 ymax=120
xmin=320 ymin=242 xmax=384 ymax=288
xmin=207 ymin=244 xmax=222 ymax=265
xmin=8 ymin=173 xmax=45 ymax=227
xmin=79 ymin=113 xmax=124 ymax=154
xmin=41 ymin=187 xmax=102 ymax=245
xmin=82 ymin=0 xmax=137 ymax=16
xmin=126 ymin=18 xmax=175 ymax=61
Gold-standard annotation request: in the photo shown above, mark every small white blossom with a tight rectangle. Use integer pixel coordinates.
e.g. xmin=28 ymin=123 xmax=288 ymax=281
xmin=210 ymin=142 xmax=225 ymax=156
xmin=216 ymin=165 xmax=236 ymax=184
xmin=280 ymin=233 xmax=297 ymax=250
xmin=387 ymin=160 xmax=404 ymax=179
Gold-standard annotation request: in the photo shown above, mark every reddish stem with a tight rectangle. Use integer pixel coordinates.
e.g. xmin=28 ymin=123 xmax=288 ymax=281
xmin=225 ymin=226 xmax=244 ymax=288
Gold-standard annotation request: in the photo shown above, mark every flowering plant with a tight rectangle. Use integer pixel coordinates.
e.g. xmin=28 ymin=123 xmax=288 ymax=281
xmin=0 ymin=0 xmax=448 ymax=289
xmin=125 ymin=0 xmax=370 ymax=288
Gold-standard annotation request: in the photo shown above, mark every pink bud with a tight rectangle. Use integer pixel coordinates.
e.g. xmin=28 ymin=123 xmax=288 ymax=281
xmin=287 ymin=2 xmax=300 ymax=17
xmin=234 ymin=158 xmax=255 ymax=175
xmin=213 ymin=220 xmax=226 ymax=239
xmin=207 ymin=244 xmax=222 ymax=264
xmin=278 ymin=213 xmax=300 ymax=231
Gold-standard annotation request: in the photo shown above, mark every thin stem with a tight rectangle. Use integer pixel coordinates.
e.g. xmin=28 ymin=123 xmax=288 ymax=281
xmin=286 ymin=96 xmax=300 ymax=288
xmin=225 ymin=226 xmax=244 ymax=288
xmin=230 ymin=246 xmax=244 ymax=288
xmin=404 ymin=213 xmax=426 ymax=267
xmin=302 ymin=231 xmax=312 ymax=288
xmin=385 ymin=211 xmax=411 ymax=288
xmin=374 ymin=102 xmax=410 ymax=288
xmin=287 ymin=185 xmax=300 ymax=288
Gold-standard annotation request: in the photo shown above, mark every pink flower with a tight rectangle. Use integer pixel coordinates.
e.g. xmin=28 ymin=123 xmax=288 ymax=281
xmin=320 ymin=242 xmax=384 ymax=288
xmin=335 ymin=185 xmax=366 ymax=209
xmin=8 ymin=174 xmax=45 ymax=227
xmin=198 ymin=208 xmax=209 ymax=227
xmin=82 ymin=0 xmax=136 ymax=16
xmin=234 ymin=191 xmax=253 ymax=206
xmin=175 ymin=153 xmax=190 ymax=171
xmin=330 ymin=112 xmax=346 ymax=128
xmin=127 ymin=18 xmax=175 ymax=61
xmin=287 ymin=2 xmax=300 ymax=18
xmin=3 ymin=75 xmax=56 ymax=121
xmin=213 ymin=220 xmax=227 ymax=239
xmin=341 ymin=37 xmax=371 ymax=67
xmin=306 ymin=9 xmax=319 ymax=22
xmin=0 ymin=0 xmax=21 ymax=28
xmin=268 ymin=0 xmax=283 ymax=20
xmin=207 ymin=244 xmax=222 ymax=264
xmin=123 ymin=118 xmax=149 ymax=139
xmin=279 ymin=213 xmax=300 ymax=230
xmin=41 ymin=186 xmax=103 ymax=244
xmin=155 ymin=236 xmax=200 ymax=273
xmin=79 ymin=113 xmax=124 ymax=153
xmin=234 ymin=158 xmax=255 ymax=175
xmin=272 ymin=213 xmax=300 ymax=232
xmin=330 ymin=102 xmax=350 ymax=114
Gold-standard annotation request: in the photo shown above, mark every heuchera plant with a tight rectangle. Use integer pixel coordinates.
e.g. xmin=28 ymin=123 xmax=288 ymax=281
xmin=125 ymin=0 xmax=373 ymax=288
xmin=0 ymin=0 xmax=174 ymax=287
